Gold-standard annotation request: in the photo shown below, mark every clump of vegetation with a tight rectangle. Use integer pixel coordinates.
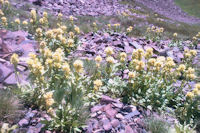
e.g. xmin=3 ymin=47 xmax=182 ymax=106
xmin=144 ymin=116 xmax=170 ymax=133
xmin=0 ymin=89 xmax=22 ymax=123
xmin=1 ymin=0 xmax=200 ymax=132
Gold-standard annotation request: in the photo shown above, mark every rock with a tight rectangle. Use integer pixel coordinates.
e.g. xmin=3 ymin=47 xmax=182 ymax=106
xmin=111 ymin=119 xmax=120 ymax=128
xmin=101 ymin=118 xmax=112 ymax=131
xmin=125 ymin=125 xmax=134 ymax=133
xmin=25 ymin=111 xmax=36 ymax=119
xmin=101 ymin=95 xmax=118 ymax=104
xmin=116 ymin=113 xmax=124 ymax=120
xmin=90 ymin=112 xmax=97 ymax=118
xmin=18 ymin=119 xmax=29 ymax=127
xmin=124 ymin=110 xmax=140 ymax=119
xmin=91 ymin=105 xmax=104 ymax=113
xmin=112 ymin=102 xmax=123 ymax=108
xmin=106 ymin=108 xmax=117 ymax=119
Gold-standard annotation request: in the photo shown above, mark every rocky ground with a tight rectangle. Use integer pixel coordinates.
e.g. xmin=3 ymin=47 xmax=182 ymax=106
xmin=13 ymin=0 xmax=132 ymax=16
xmin=0 ymin=29 xmax=199 ymax=132
xmin=135 ymin=0 xmax=200 ymax=24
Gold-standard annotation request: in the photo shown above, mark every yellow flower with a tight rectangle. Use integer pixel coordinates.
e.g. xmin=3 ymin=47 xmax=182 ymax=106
xmin=177 ymin=64 xmax=186 ymax=72
xmin=107 ymin=24 xmax=111 ymax=29
xmin=106 ymin=56 xmax=115 ymax=64
xmin=190 ymin=50 xmax=197 ymax=56
xmin=43 ymin=11 xmax=48 ymax=18
xmin=135 ymin=60 xmax=145 ymax=71
xmin=184 ymin=53 xmax=191 ymax=58
xmin=173 ymin=33 xmax=177 ymax=37
xmin=74 ymin=26 xmax=80 ymax=34
xmin=0 ymin=10 xmax=4 ymax=16
xmin=45 ymin=58 xmax=53 ymax=66
xmin=94 ymin=79 xmax=103 ymax=87
xmin=46 ymin=98 xmax=54 ymax=107
xmin=22 ymin=20 xmax=28 ymax=25
xmin=186 ymin=67 xmax=195 ymax=74
xmin=127 ymin=26 xmax=133 ymax=33
xmin=67 ymin=39 xmax=74 ymax=47
xmin=193 ymin=36 xmax=197 ymax=40
xmin=145 ymin=48 xmax=153 ymax=58
xmin=30 ymin=9 xmax=37 ymax=21
xmin=120 ymin=52 xmax=127 ymax=58
xmin=62 ymin=62 xmax=70 ymax=76
xmin=73 ymin=60 xmax=84 ymax=73
xmin=148 ymin=58 xmax=156 ymax=66
xmin=95 ymin=55 xmax=102 ymax=63
xmin=186 ymin=92 xmax=194 ymax=99
xmin=69 ymin=15 xmax=74 ymax=21
xmin=128 ymin=71 xmax=136 ymax=79
xmin=1 ymin=17 xmax=7 ymax=26
xmin=15 ymin=18 xmax=20 ymax=24
xmin=10 ymin=53 xmax=19 ymax=65
xmin=193 ymin=88 xmax=199 ymax=95
xmin=187 ymin=74 xmax=196 ymax=80
xmin=93 ymin=22 xmax=97 ymax=27
xmin=166 ymin=57 xmax=173 ymax=62
xmin=94 ymin=79 xmax=103 ymax=91
xmin=44 ymin=48 xmax=52 ymax=58
xmin=39 ymin=18 xmax=44 ymax=24
xmin=105 ymin=47 xmax=114 ymax=56
xmin=69 ymin=32 xmax=75 ymax=38
xmin=58 ymin=13 xmax=63 ymax=18
xmin=114 ymin=23 xmax=120 ymax=27
xmin=0 ymin=0 xmax=4 ymax=5
xmin=195 ymin=83 xmax=200 ymax=90
xmin=60 ymin=25 xmax=67 ymax=32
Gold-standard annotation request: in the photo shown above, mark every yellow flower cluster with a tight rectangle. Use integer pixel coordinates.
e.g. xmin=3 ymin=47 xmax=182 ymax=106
xmin=10 ymin=53 xmax=19 ymax=66
xmin=58 ymin=13 xmax=63 ymax=19
xmin=44 ymin=92 xmax=54 ymax=107
xmin=105 ymin=47 xmax=114 ymax=56
xmin=74 ymin=26 xmax=80 ymax=34
xmin=173 ymin=33 xmax=178 ymax=38
xmin=186 ymin=83 xmax=200 ymax=99
xmin=27 ymin=53 xmax=44 ymax=75
xmin=93 ymin=79 xmax=103 ymax=91
xmin=69 ymin=15 xmax=74 ymax=22
xmin=67 ymin=39 xmax=74 ymax=47
xmin=62 ymin=62 xmax=70 ymax=78
xmin=107 ymin=24 xmax=111 ymax=29
xmin=39 ymin=11 xmax=48 ymax=25
xmin=127 ymin=26 xmax=133 ymax=33
xmin=22 ymin=20 xmax=28 ymax=26
xmin=132 ymin=48 xmax=144 ymax=60
xmin=186 ymin=67 xmax=196 ymax=80
xmin=0 ymin=9 xmax=4 ymax=16
xmin=184 ymin=49 xmax=197 ymax=58
xmin=114 ymin=23 xmax=120 ymax=28
xmin=147 ymin=26 xmax=164 ymax=34
xmin=1 ymin=16 xmax=7 ymax=26
xmin=52 ymin=48 xmax=64 ymax=68
xmin=14 ymin=18 xmax=20 ymax=25
xmin=30 ymin=9 xmax=37 ymax=23
xmin=145 ymin=48 xmax=153 ymax=59
xmin=95 ymin=55 xmax=102 ymax=67
xmin=106 ymin=56 xmax=115 ymax=64
xmin=128 ymin=71 xmax=136 ymax=79
xmin=0 ymin=0 xmax=9 ymax=6
xmin=36 ymin=28 xmax=43 ymax=40
xmin=120 ymin=52 xmax=127 ymax=62
xmin=73 ymin=60 xmax=84 ymax=73
xmin=193 ymin=32 xmax=200 ymax=42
